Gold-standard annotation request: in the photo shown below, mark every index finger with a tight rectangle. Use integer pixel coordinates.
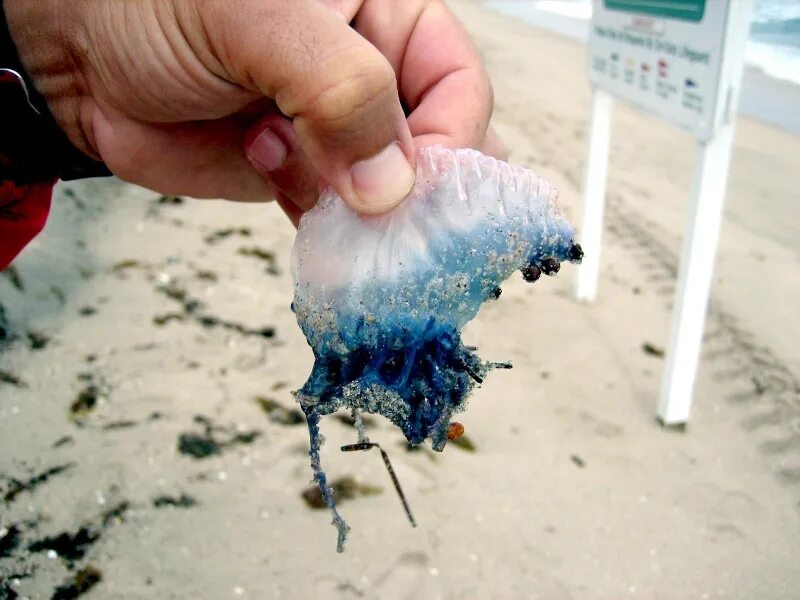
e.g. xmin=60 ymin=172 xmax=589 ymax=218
xmin=355 ymin=0 xmax=493 ymax=149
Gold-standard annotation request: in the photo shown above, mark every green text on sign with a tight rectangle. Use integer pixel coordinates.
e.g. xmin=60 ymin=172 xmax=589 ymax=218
xmin=604 ymin=0 xmax=706 ymax=22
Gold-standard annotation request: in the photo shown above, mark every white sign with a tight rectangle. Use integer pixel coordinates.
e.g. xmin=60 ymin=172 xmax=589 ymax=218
xmin=577 ymin=0 xmax=754 ymax=425
xmin=588 ymin=0 xmax=746 ymax=141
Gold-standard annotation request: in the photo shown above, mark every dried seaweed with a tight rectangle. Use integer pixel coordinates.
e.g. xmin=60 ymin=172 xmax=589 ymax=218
xmin=0 ymin=371 xmax=26 ymax=388
xmin=52 ymin=436 xmax=74 ymax=448
xmin=177 ymin=416 xmax=262 ymax=459
xmin=177 ymin=433 xmax=221 ymax=459
xmin=0 ymin=525 xmax=21 ymax=558
xmin=28 ymin=502 xmax=128 ymax=567
xmin=0 ymin=302 xmax=10 ymax=341
xmin=642 ymin=342 xmax=665 ymax=358
xmin=101 ymin=420 xmax=137 ymax=431
xmin=301 ymin=476 xmax=382 ymax=509
xmin=152 ymin=494 xmax=198 ymax=508
xmin=449 ymin=435 xmax=477 ymax=453
xmin=51 ymin=565 xmax=102 ymax=599
xmin=154 ymin=283 xmax=275 ymax=338
xmin=195 ymin=270 xmax=218 ymax=282
xmin=110 ymin=259 xmax=148 ymax=277
xmin=2 ymin=266 xmax=24 ymax=291
xmin=254 ymin=396 xmax=305 ymax=426
xmin=70 ymin=387 xmax=100 ymax=421
xmin=3 ymin=463 xmax=75 ymax=504
xmin=204 ymin=227 xmax=251 ymax=244
xmin=152 ymin=313 xmax=185 ymax=326
xmin=26 ymin=331 xmax=49 ymax=350
xmin=237 ymin=246 xmax=280 ymax=275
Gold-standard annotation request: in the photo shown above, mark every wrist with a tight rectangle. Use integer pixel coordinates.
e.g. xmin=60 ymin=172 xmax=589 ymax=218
xmin=1 ymin=0 xmax=110 ymax=182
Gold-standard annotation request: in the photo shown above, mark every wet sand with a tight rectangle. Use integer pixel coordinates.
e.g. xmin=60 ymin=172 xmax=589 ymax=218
xmin=2 ymin=1 xmax=799 ymax=598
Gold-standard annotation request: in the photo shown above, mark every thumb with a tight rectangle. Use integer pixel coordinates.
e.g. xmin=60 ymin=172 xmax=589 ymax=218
xmin=194 ymin=0 xmax=415 ymax=214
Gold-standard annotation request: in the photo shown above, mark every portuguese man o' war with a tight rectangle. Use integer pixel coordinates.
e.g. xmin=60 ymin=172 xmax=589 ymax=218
xmin=291 ymin=145 xmax=583 ymax=551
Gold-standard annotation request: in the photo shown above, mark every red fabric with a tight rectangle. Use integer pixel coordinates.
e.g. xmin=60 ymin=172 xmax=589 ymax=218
xmin=0 ymin=179 xmax=55 ymax=269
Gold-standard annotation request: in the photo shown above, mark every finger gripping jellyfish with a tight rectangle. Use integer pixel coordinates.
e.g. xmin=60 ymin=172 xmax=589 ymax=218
xmin=291 ymin=146 xmax=582 ymax=551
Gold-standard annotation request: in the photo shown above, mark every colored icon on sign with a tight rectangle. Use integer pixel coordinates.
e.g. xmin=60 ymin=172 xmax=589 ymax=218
xmin=658 ymin=59 xmax=669 ymax=78
xmin=626 ymin=57 xmax=635 ymax=68
xmin=641 ymin=63 xmax=651 ymax=72
xmin=684 ymin=78 xmax=698 ymax=89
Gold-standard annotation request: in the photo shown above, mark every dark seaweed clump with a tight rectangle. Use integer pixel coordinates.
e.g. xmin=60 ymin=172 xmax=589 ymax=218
xmin=0 ymin=577 xmax=21 ymax=599
xmin=642 ymin=341 xmax=665 ymax=358
xmin=28 ymin=528 xmax=100 ymax=566
xmin=177 ymin=433 xmax=221 ymax=459
xmin=254 ymin=396 xmax=305 ymax=426
xmin=0 ymin=370 xmax=26 ymax=388
xmin=299 ymin=316 xmax=488 ymax=450
xmin=51 ymin=565 xmax=102 ymax=599
xmin=27 ymin=502 xmax=129 ymax=567
xmin=177 ymin=415 xmax=261 ymax=459
xmin=237 ymin=246 xmax=280 ymax=275
xmin=70 ymin=386 xmax=100 ymax=421
xmin=3 ymin=463 xmax=75 ymax=504
xmin=154 ymin=283 xmax=275 ymax=338
xmin=204 ymin=227 xmax=251 ymax=245
xmin=26 ymin=331 xmax=49 ymax=350
xmin=301 ymin=475 xmax=382 ymax=509
xmin=2 ymin=266 xmax=24 ymax=291
xmin=0 ymin=525 xmax=22 ymax=558
xmin=0 ymin=302 xmax=10 ymax=341
xmin=152 ymin=493 xmax=198 ymax=508
xmin=449 ymin=434 xmax=477 ymax=453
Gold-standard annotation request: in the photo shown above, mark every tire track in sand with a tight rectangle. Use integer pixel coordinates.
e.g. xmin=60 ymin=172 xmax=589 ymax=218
xmin=604 ymin=193 xmax=800 ymax=494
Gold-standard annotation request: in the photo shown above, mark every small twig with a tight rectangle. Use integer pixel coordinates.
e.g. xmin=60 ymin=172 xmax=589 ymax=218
xmin=341 ymin=441 xmax=417 ymax=527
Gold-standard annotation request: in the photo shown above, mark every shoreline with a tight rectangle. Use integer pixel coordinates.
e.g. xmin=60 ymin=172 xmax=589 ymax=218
xmin=484 ymin=0 xmax=800 ymax=136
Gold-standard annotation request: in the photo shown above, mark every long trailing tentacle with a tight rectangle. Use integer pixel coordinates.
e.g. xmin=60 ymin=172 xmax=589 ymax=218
xmin=304 ymin=408 xmax=349 ymax=552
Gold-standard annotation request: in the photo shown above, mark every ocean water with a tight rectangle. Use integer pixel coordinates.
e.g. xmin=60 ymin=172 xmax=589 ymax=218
xmin=488 ymin=0 xmax=800 ymax=87
xmin=749 ymin=0 xmax=800 ymax=84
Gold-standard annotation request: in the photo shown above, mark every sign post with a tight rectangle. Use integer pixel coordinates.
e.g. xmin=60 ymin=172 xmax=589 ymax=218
xmin=575 ymin=88 xmax=613 ymax=303
xmin=576 ymin=0 xmax=754 ymax=424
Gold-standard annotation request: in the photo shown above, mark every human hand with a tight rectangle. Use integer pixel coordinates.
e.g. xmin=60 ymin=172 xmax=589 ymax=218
xmin=5 ymin=0 xmax=502 ymax=218
xmin=244 ymin=0 xmax=505 ymax=223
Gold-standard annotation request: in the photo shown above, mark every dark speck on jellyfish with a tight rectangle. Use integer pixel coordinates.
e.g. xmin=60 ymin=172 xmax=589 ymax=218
xmin=290 ymin=145 xmax=583 ymax=551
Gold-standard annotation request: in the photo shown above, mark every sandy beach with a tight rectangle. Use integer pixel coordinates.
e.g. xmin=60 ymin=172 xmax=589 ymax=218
xmin=2 ymin=1 xmax=799 ymax=598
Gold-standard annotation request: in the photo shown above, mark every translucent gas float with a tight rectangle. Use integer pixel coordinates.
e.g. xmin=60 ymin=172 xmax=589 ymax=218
xmin=291 ymin=146 xmax=583 ymax=551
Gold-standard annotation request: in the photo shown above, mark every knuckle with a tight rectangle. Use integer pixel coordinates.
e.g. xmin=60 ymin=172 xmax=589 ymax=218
xmin=300 ymin=54 xmax=397 ymax=126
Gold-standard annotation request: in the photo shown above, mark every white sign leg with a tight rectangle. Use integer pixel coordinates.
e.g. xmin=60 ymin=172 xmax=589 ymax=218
xmin=658 ymin=122 xmax=736 ymax=425
xmin=576 ymin=88 xmax=613 ymax=302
